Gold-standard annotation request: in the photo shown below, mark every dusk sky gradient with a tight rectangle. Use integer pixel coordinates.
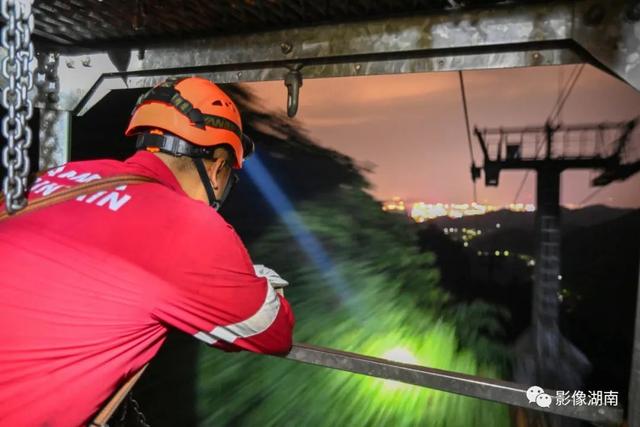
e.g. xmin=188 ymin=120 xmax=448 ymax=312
xmin=246 ymin=65 xmax=640 ymax=208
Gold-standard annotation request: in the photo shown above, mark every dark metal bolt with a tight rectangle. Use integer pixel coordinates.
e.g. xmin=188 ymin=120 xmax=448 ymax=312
xmin=280 ymin=42 xmax=293 ymax=55
xmin=530 ymin=52 xmax=544 ymax=66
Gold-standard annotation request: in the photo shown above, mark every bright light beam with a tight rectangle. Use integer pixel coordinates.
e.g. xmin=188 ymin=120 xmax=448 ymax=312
xmin=244 ymin=151 xmax=355 ymax=307
xmin=381 ymin=347 xmax=420 ymax=390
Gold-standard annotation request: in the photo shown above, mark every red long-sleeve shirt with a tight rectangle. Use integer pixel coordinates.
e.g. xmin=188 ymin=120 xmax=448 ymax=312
xmin=0 ymin=150 xmax=294 ymax=426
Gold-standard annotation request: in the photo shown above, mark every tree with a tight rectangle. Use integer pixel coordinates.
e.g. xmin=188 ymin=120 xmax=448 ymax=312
xmin=193 ymin=85 xmax=511 ymax=427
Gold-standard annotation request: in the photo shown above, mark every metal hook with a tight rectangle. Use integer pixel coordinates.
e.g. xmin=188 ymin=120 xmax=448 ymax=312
xmin=284 ymin=64 xmax=303 ymax=118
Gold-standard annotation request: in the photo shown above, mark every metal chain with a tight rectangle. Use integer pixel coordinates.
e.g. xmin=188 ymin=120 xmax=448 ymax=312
xmin=127 ymin=393 xmax=151 ymax=427
xmin=1 ymin=0 xmax=34 ymax=213
xmin=105 ymin=393 xmax=150 ymax=427
xmin=116 ymin=395 xmax=129 ymax=425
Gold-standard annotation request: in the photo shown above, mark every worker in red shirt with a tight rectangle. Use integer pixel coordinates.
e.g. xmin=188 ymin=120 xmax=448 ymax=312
xmin=0 ymin=77 xmax=295 ymax=426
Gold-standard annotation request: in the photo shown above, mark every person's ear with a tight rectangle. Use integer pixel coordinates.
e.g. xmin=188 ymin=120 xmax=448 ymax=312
xmin=206 ymin=158 xmax=227 ymax=190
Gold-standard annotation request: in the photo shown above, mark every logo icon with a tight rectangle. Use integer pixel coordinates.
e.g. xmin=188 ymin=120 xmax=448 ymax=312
xmin=536 ymin=393 xmax=552 ymax=408
xmin=526 ymin=386 xmax=544 ymax=403
xmin=527 ymin=385 xmax=552 ymax=407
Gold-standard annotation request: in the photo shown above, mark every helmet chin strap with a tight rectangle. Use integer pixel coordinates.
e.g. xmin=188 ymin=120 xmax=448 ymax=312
xmin=192 ymin=158 xmax=221 ymax=210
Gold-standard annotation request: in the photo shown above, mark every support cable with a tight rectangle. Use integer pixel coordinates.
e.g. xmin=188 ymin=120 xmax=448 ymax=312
xmin=459 ymin=71 xmax=477 ymax=203
xmin=549 ymin=64 xmax=585 ymax=124
xmin=547 ymin=64 xmax=579 ymax=125
xmin=512 ymin=64 xmax=585 ymax=204
xmin=512 ymin=133 xmax=544 ymax=204
xmin=579 ymin=186 xmax=605 ymax=206
xmin=512 ymin=162 xmax=532 ymax=204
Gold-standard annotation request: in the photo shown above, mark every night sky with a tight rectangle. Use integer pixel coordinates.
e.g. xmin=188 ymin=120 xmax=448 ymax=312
xmin=246 ymin=64 xmax=640 ymax=208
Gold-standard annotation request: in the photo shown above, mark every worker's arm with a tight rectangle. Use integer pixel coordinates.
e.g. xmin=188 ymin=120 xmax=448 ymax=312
xmin=207 ymin=280 xmax=294 ymax=355
xmin=152 ymin=213 xmax=295 ymax=355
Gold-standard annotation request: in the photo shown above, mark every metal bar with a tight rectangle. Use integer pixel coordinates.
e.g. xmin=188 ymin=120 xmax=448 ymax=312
xmin=629 ymin=255 xmax=640 ymax=427
xmin=531 ymin=178 xmax=565 ymax=388
xmin=76 ymin=2 xmax=576 ymax=58
xmin=282 ymin=343 xmax=623 ymax=425
xmin=483 ymin=159 xmax=611 ymax=171
xmin=73 ymin=47 xmax=581 ymax=116
xmin=481 ymin=123 xmax=632 ymax=134
xmin=46 ymin=0 xmax=583 ymax=113
xmin=474 ymin=128 xmax=490 ymax=160
xmin=18 ymin=0 xmax=640 ymax=115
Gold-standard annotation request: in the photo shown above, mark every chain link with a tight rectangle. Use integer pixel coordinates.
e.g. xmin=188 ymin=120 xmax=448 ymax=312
xmin=1 ymin=0 xmax=34 ymax=213
xmin=106 ymin=392 xmax=151 ymax=427
xmin=126 ymin=393 xmax=151 ymax=427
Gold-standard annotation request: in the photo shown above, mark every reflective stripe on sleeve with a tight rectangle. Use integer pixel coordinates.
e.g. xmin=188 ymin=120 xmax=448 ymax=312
xmin=193 ymin=283 xmax=281 ymax=345
xmin=193 ymin=331 xmax=217 ymax=345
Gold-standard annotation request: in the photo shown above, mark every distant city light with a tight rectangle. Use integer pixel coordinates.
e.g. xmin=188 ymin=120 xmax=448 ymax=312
xmin=509 ymin=203 xmax=536 ymax=212
xmin=400 ymin=200 xmax=537 ymax=222
xmin=558 ymin=275 xmax=563 ymax=280
xmin=503 ymin=250 xmax=510 ymax=256
xmin=528 ymin=260 xmax=536 ymax=267
xmin=439 ymin=227 xmax=484 ymax=244
xmin=382 ymin=197 xmax=406 ymax=213
xmin=494 ymin=250 xmax=500 ymax=256
xmin=496 ymin=223 xmax=501 ymax=229
xmin=463 ymin=242 xmax=469 ymax=247
xmin=477 ymin=251 xmax=482 ymax=256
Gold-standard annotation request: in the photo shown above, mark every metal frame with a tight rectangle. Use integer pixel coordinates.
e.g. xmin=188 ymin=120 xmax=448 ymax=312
xmin=470 ymin=122 xmax=639 ymax=420
xmin=474 ymin=121 xmax=639 ymax=185
xmin=23 ymin=1 xmax=640 ymax=172
xmin=284 ymin=344 xmax=622 ymax=425
xmin=38 ymin=108 xmax=71 ymax=170
xmin=46 ymin=1 xmax=640 ymax=112
xmin=6 ymin=0 xmax=639 ymax=424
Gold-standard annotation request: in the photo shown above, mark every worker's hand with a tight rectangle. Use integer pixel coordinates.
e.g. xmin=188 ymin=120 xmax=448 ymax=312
xmin=253 ymin=265 xmax=289 ymax=289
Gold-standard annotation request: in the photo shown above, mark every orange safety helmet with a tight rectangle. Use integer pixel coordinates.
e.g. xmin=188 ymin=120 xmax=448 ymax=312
xmin=125 ymin=77 xmax=253 ymax=168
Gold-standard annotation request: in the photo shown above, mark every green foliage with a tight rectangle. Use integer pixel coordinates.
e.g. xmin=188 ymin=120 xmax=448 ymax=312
xmin=445 ymin=300 xmax=512 ymax=371
xmin=195 ymin=184 xmax=511 ymax=426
